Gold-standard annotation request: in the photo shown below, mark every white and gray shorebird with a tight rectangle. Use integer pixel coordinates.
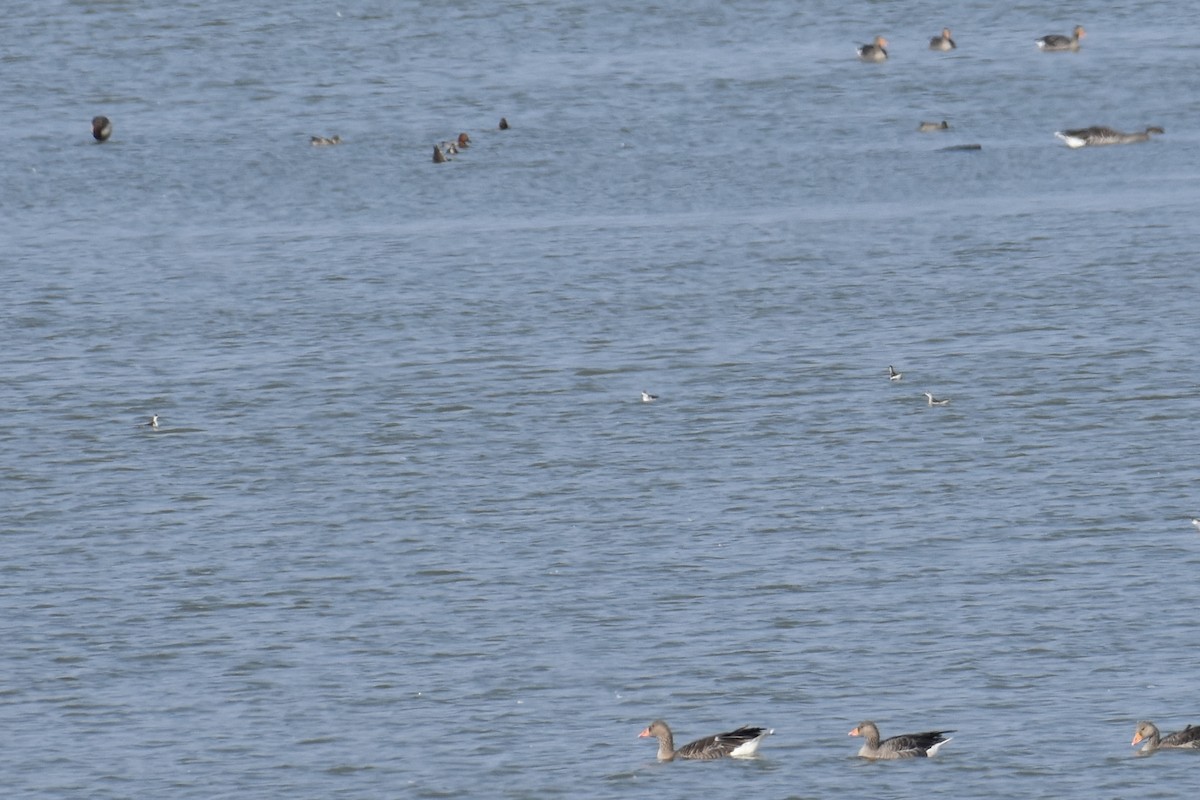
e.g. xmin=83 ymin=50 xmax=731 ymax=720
xmin=147 ymin=414 xmax=159 ymax=430
xmin=1054 ymin=125 xmax=1163 ymax=148
xmin=888 ymin=365 xmax=903 ymax=381
xmin=923 ymin=392 xmax=950 ymax=406
xmin=640 ymin=390 xmax=658 ymax=403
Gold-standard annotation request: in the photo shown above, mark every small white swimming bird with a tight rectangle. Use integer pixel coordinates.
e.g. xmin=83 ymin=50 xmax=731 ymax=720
xmin=641 ymin=391 xmax=658 ymax=403
xmin=923 ymin=392 xmax=950 ymax=406
xmin=1191 ymin=518 xmax=1200 ymax=532
xmin=889 ymin=365 xmax=903 ymax=381
xmin=147 ymin=414 xmax=160 ymax=430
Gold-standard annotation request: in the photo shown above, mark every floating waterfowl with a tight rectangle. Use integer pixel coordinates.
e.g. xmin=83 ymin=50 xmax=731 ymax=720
xmin=1054 ymin=126 xmax=1163 ymax=148
xmin=310 ymin=135 xmax=342 ymax=146
xmin=889 ymin=365 xmax=903 ymax=381
xmin=940 ymin=144 xmax=982 ymax=151
xmin=499 ymin=117 xmax=509 ymax=130
xmin=433 ymin=144 xmax=450 ymax=163
xmin=929 ymin=28 xmax=956 ymax=51
xmin=639 ymin=720 xmax=773 ymax=761
xmin=147 ymin=414 xmax=159 ymax=430
xmin=92 ymin=116 xmax=112 ymax=142
xmin=918 ymin=121 xmax=950 ymax=132
xmin=641 ymin=391 xmax=658 ymax=403
xmin=849 ymin=721 xmax=954 ymax=759
xmin=924 ymin=392 xmax=950 ymax=406
xmin=1131 ymin=721 xmax=1200 ymax=753
xmin=857 ymin=35 xmax=888 ymax=62
xmin=1037 ymin=25 xmax=1085 ymax=51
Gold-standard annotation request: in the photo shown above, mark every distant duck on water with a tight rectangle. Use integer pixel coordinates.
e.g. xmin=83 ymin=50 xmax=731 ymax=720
xmin=1037 ymin=25 xmax=1085 ymax=51
xmin=918 ymin=120 xmax=949 ymax=132
xmin=641 ymin=391 xmax=658 ymax=403
xmin=92 ymin=115 xmax=112 ymax=141
xmin=929 ymin=28 xmax=956 ymax=51
xmin=857 ymin=35 xmax=888 ymax=62
xmin=1054 ymin=125 xmax=1163 ymax=148
xmin=888 ymin=365 xmax=903 ymax=381
xmin=924 ymin=392 xmax=950 ymax=406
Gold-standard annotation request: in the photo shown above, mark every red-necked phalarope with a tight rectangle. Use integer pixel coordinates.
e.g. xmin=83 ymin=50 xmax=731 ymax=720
xmin=923 ymin=392 xmax=950 ymax=406
xmin=888 ymin=365 xmax=903 ymax=381
xmin=147 ymin=414 xmax=159 ymax=430
xmin=641 ymin=391 xmax=658 ymax=403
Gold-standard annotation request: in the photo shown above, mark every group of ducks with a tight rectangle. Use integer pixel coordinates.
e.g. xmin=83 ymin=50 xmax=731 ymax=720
xmin=639 ymin=718 xmax=1199 ymax=762
xmin=856 ymin=25 xmax=1163 ymax=149
xmin=856 ymin=24 xmax=1085 ymax=61
xmin=433 ymin=117 xmax=509 ymax=163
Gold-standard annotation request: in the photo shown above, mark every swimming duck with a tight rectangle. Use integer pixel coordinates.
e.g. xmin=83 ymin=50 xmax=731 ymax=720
xmin=924 ymin=392 xmax=950 ymax=406
xmin=638 ymin=720 xmax=773 ymax=761
xmin=888 ymin=365 xmax=903 ymax=381
xmin=1131 ymin=721 xmax=1200 ymax=753
xmin=310 ymin=135 xmax=342 ymax=146
xmin=857 ymin=35 xmax=888 ymax=62
xmin=92 ymin=116 xmax=112 ymax=142
xmin=849 ymin=721 xmax=954 ymax=759
xmin=432 ymin=144 xmax=450 ymax=163
xmin=499 ymin=117 xmax=509 ymax=130
xmin=918 ymin=121 xmax=950 ymax=132
xmin=1037 ymin=25 xmax=1085 ymax=51
xmin=1054 ymin=126 xmax=1163 ymax=148
xmin=929 ymin=28 xmax=956 ymax=51
xmin=452 ymin=132 xmax=470 ymax=149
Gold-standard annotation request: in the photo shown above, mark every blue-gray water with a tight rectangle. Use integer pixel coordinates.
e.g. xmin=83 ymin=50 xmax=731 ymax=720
xmin=3 ymin=1 xmax=1200 ymax=798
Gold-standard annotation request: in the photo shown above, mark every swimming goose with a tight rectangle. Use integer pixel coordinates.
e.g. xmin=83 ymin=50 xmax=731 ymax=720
xmin=641 ymin=390 xmax=658 ymax=403
xmin=639 ymin=719 xmax=773 ymax=761
xmin=92 ymin=116 xmax=112 ymax=142
xmin=918 ymin=121 xmax=950 ymax=132
xmin=1054 ymin=126 xmax=1163 ymax=148
xmin=857 ymin=36 xmax=888 ymax=62
xmin=1037 ymin=25 xmax=1085 ymax=51
xmin=924 ymin=392 xmax=950 ymax=406
xmin=929 ymin=28 xmax=956 ymax=51
xmin=849 ymin=721 xmax=954 ymax=759
xmin=1131 ymin=721 xmax=1200 ymax=753
xmin=888 ymin=365 xmax=903 ymax=381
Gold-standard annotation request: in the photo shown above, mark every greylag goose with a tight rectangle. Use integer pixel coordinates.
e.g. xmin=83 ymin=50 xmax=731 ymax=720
xmin=1054 ymin=126 xmax=1163 ymax=148
xmin=923 ymin=392 xmax=950 ymax=406
xmin=888 ymin=365 xmax=903 ymax=381
xmin=92 ymin=115 xmax=112 ymax=142
xmin=1132 ymin=721 xmax=1200 ymax=753
xmin=849 ymin=721 xmax=954 ymax=759
xmin=857 ymin=36 xmax=888 ymax=62
xmin=929 ymin=28 xmax=956 ymax=51
xmin=1037 ymin=26 xmax=1085 ymax=51
xmin=918 ymin=121 xmax=949 ymax=132
xmin=639 ymin=719 xmax=773 ymax=761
